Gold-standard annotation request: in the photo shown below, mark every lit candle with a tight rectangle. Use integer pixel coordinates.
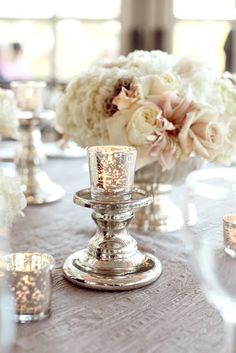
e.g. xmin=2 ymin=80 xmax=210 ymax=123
xmin=11 ymin=81 xmax=46 ymax=114
xmin=3 ymin=252 xmax=54 ymax=323
xmin=223 ymin=214 xmax=236 ymax=257
xmin=88 ymin=146 xmax=137 ymax=200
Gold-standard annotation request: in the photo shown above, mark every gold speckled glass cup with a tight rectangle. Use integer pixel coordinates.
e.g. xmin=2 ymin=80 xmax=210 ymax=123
xmin=3 ymin=253 xmax=55 ymax=323
xmin=223 ymin=214 xmax=236 ymax=257
xmin=88 ymin=146 xmax=137 ymax=201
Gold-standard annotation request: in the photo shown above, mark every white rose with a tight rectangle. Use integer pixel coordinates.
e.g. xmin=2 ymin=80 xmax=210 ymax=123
xmin=179 ymin=108 xmax=227 ymax=160
xmin=126 ymin=104 xmax=161 ymax=146
xmin=105 ymin=104 xmax=161 ymax=147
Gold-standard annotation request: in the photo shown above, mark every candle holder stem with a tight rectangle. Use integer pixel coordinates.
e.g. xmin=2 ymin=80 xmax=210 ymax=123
xmin=15 ymin=115 xmax=64 ymax=205
xmin=63 ymin=188 xmax=162 ymax=290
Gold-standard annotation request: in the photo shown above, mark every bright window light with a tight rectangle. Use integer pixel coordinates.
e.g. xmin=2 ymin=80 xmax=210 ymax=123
xmin=174 ymin=0 xmax=236 ymax=20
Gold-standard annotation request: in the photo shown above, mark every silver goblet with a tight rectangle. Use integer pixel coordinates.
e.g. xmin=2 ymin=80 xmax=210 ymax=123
xmin=184 ymin=168 xmax=236 ymax=353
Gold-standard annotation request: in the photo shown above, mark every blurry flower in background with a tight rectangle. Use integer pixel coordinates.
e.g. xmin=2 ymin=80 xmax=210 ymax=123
xmin=0 ymin=172 xmax=26 ymax=228
xmin=0 ymin=89 xmax=18 ymax=139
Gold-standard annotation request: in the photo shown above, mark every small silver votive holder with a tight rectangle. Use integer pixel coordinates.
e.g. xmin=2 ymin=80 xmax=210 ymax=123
xmin=223 ymin=214 xmax=236 ymax=257
xmin=3 ymin=253 xmax=55 ymax=323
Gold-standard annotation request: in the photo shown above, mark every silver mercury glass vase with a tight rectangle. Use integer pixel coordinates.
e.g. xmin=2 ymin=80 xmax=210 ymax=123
xmin=131 ymin=157 xmax=203 ymax=233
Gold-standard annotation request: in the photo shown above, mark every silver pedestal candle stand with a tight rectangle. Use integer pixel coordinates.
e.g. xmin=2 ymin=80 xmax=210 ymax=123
xmin=63 ymin=188 xmax=162 ymax=290
xmin=63 ymin=146 xmax=162 ymax=291
xmin=15 ymin=111 xmax=65 ymax=205
xmin=12 ymin=81 xmax=65 ymax=205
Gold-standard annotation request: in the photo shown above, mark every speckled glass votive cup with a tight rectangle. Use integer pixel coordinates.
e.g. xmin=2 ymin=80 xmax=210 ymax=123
xmin=223 ymin=214 xmax=236 ymax=257
xmin=88 ymin=145 xmax=137 ymax=201
xmin=3 ymin=253 xmax=55 ymax=323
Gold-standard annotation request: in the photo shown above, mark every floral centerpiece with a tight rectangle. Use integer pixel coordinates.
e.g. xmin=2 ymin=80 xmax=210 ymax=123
xmin=56 ymin=50 xmax=236 ymax=232
xmin=56 ymin=50 xmax=236 ymax=171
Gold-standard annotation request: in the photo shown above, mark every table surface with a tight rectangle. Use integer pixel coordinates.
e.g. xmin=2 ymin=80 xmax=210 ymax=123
xmin=10 ymin=158 xmax=223 ymax=353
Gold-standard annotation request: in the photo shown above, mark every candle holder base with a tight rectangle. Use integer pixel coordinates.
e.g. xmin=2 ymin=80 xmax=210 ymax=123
xmin=22 ymin=171 xmax=65 ymax=205
xmin=63 ymin=188 xmax=162 ymax=291
xmin=63 ymin=249 xmax=161 ymax=291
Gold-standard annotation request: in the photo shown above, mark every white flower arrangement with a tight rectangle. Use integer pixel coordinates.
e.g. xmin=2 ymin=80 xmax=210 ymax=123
xmin=0 ymin=172 xmax=26 ymax=227
xmin=0 ymin=88 xmax=18 ymax=139
xmin=56 ymin=50 xmax=236 ymax=170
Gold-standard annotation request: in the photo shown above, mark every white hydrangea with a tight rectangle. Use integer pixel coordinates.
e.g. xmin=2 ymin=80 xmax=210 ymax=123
xmin=0 ymin=89 xmax=18 ymax=139
xmin=0 ymin=171 xmax=26 ymax=227
xmin=215 ymin=77 xmax=236 ymax=117
xmin=56 ymin=66 xmax=137 ymax=147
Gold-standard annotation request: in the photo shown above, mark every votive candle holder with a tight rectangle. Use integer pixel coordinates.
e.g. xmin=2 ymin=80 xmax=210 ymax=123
xmin=88 ymin=145 xmax=137 ymax=201
xmin=3 ymin=252 xmax=55 ymax=323
xmin=223 ymin=213 xmax=236 ymax=257
xmin=11 ymin=81 xmax=46 ymax=114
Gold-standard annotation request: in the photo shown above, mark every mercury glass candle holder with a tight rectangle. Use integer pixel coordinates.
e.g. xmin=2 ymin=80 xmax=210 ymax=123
xmin=63 ymin=145 xmax=162 ymax=291
xmin=88 ymin=145 xmax=136 ymax=200
xmin=3 ymin=253 xmax=55 ymax=323
xmin=223 ymin=214 xmax=236 ymax=257
xmin=11 ymin=81 xmax=46 ymax=115
xmin=11 ymin=81 xmax=64 ymax=205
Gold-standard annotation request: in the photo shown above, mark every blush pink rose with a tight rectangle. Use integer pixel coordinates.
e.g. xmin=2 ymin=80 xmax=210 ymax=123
xmin=179 ymin=108 xmax=227 ymax=160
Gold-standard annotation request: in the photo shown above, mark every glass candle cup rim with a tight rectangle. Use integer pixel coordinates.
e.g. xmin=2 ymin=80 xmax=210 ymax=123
xmin=11 ymin=81 xmax=46 ymax=89
xmin=87 ymin=145 xmax=137 ymax=155
xmin=223 ymin=213 xmax=236 ymax=225
xmin=2 ymin=252 xmax=55 ymax=272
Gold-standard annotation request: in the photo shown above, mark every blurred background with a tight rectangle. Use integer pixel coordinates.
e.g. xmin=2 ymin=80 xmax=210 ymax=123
xmin=0 ymin=0 xmax=236 ymax=87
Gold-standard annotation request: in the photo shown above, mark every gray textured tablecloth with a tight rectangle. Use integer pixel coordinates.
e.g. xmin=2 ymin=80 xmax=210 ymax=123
xmin=10 ymin=158 xmax=223 ymax=353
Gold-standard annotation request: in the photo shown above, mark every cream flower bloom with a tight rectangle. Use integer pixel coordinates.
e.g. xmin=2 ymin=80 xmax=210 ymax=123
xmin=179 ymin=108 xmax=227 ymax=160
xmin=214 ymin=116 xmax=236 ymax=165
xmin=0 ymin=172 xmax=26 ymax=227
xmin=56 ymin=67 xmax=138 ymax=147
xmin=216 ymin=77 xmax=236 ymax=117
xmin=0 ymin=89 xmax=18 ymax=139
xmin=126 ymin=104 xmax=162 ymax=146
xmin=106 ymin=104 xmax=161 ymax=147
xmin=139 ymin=73 xmax=180 ymax=98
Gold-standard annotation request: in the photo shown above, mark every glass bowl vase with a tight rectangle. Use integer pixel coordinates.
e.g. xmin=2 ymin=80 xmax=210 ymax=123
xmin=131 ymin=156 xmax=203 ymax=233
